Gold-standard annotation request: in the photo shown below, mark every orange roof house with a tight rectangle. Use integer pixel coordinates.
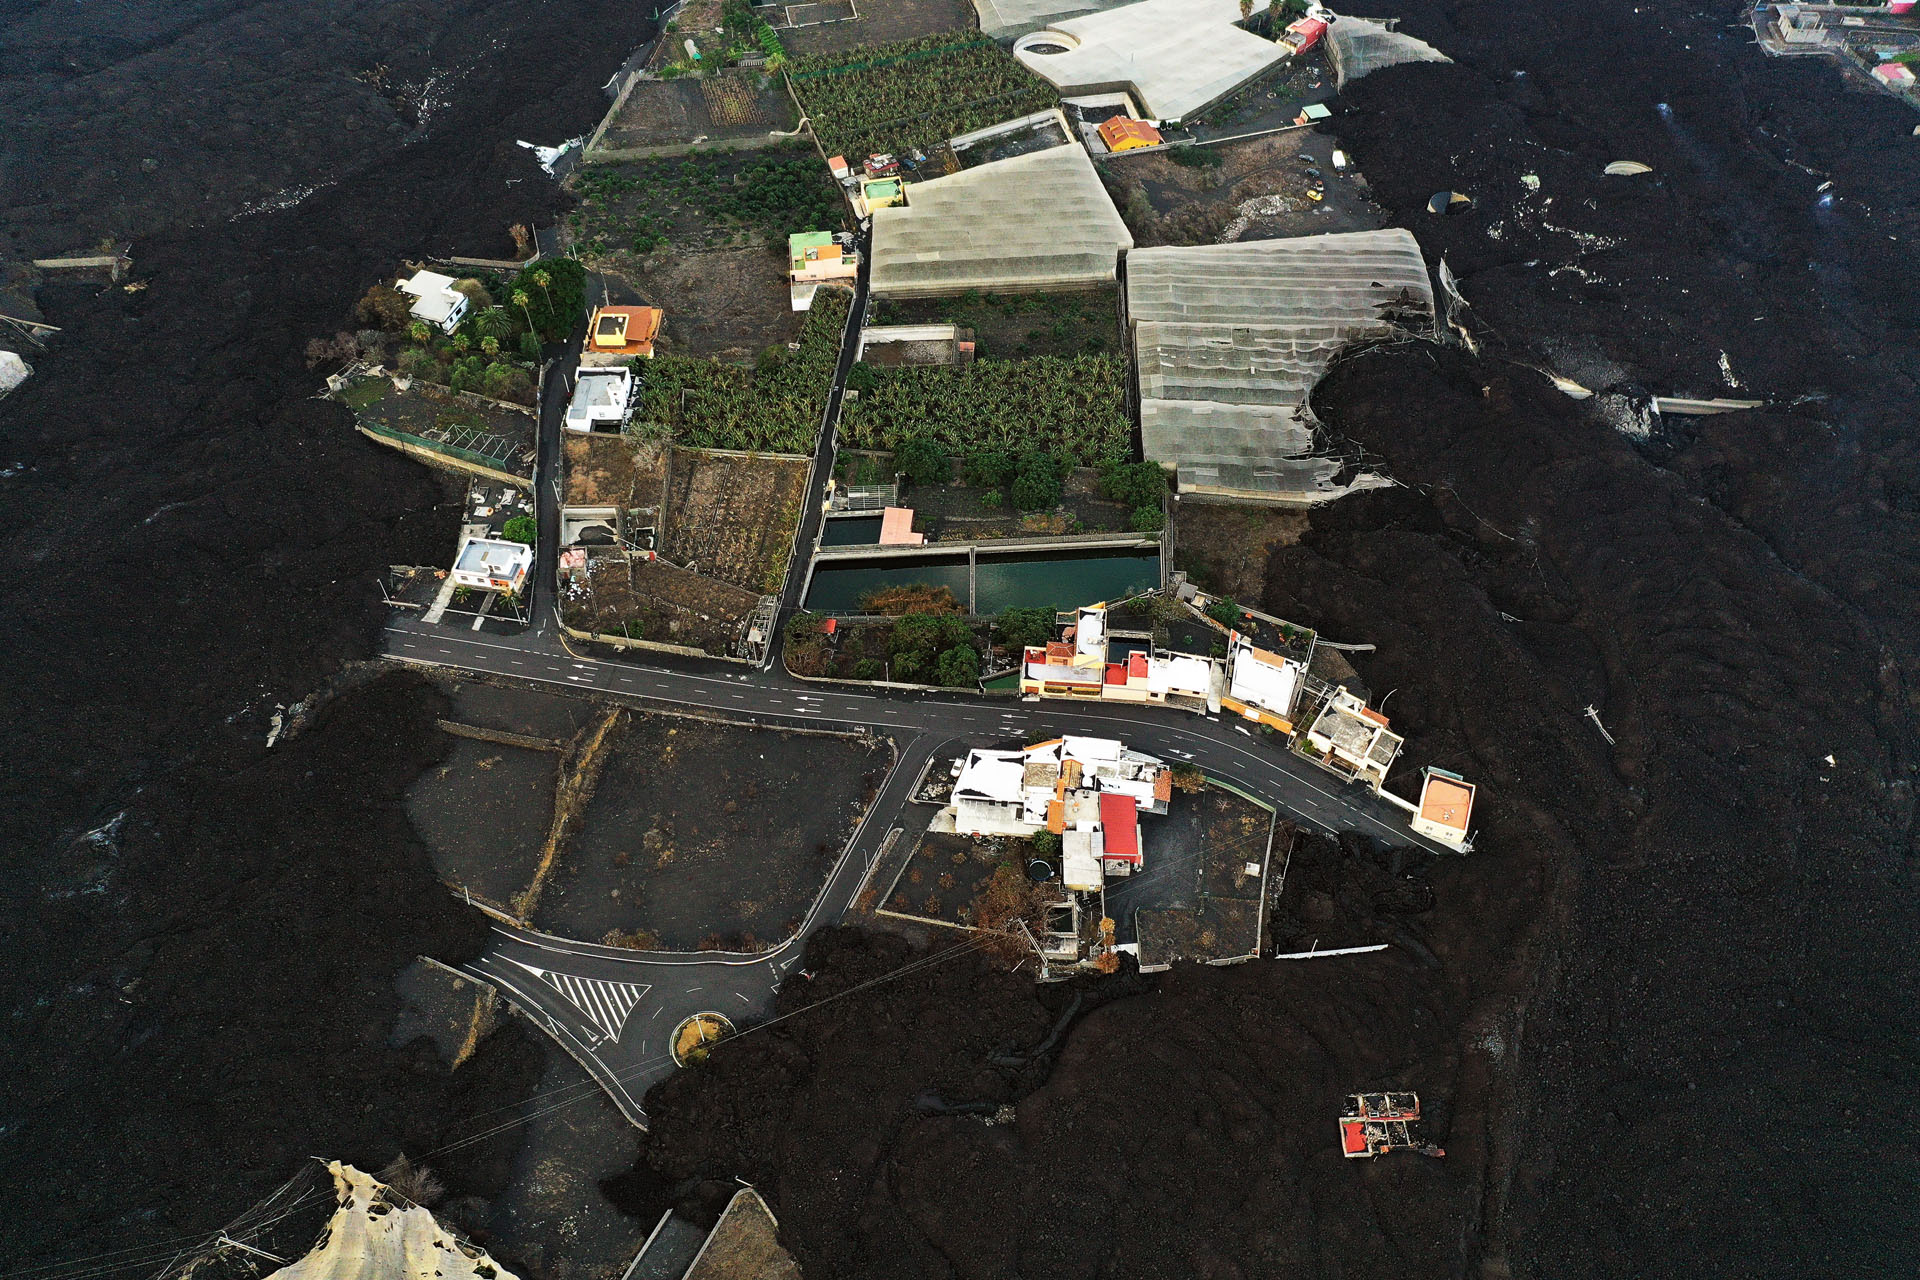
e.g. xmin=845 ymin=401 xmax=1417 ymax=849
xmin=1098 ymin=117 xmax=1163 ymax=153
xmin=1411 ymin=768 xmax=1475 ymax=851
xmin=585 ymin=305 xmax=663 ymax=360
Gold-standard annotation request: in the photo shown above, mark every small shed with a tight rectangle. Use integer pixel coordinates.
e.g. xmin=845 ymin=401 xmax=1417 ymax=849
xmin=1872 ymin=62 xmax=1916 ymax=90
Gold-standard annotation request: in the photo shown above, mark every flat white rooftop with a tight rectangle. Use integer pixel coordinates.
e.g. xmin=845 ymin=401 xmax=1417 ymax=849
xmin=1013 ymin=0 xmax=1290 ymax=122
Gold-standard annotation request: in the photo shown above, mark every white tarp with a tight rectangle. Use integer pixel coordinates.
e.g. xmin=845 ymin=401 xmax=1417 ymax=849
xmin=0 ymin=350 xmax=29 ymax=397
xmin=1323 ymin=16 xmax=1451 ymax=91
xmin=266 ymin=1163 xmax=518 ymax=1280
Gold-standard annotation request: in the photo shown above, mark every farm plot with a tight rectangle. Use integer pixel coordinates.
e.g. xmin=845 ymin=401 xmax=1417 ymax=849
xmin=561 ymin=555 xmax=762 ymax=655
xmin=595 ymin=76 xmax=795 ymax=152
xmin=789 ymin=33 xmax=1058 ymax=161
xmin=662 ymin=450 xmax=809 ymax=592
xmin=632 ymin=287 xmax=848 ymax=451
xmin=839 ymin=353 xmax=1131 ymax=467
xmin=573 ymin=146 xmax=844 ymax=259
xmin=872 ymin=287 xmax=1121 ymax=359
xmin=777 ymin=0 xmax=972 ymax=58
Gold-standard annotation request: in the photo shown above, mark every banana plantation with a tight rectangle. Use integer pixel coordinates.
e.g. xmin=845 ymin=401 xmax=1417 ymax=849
xmin=630 ymin=289 xmax=849 ymax=453
xmin=839 ymin=354 xmax=1132 ymax=466
xmin=789 ymin=34 xmax=1058 ymax=160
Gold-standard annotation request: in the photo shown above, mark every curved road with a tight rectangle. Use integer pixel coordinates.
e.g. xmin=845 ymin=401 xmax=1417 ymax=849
xmin=387 ymin=615 xmax=1446 ymax=1126
xmin=390 ymin=246 xmax=1447 ymax=1127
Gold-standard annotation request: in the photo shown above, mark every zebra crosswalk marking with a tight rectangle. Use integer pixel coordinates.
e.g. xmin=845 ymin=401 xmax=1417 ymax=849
xmin=507 ymin=959 xmax=649 ymax=1041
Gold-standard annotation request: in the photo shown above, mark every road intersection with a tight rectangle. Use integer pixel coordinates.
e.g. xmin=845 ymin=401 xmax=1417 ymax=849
xmin=390 ymin=253 xmax=1446 ymax=1128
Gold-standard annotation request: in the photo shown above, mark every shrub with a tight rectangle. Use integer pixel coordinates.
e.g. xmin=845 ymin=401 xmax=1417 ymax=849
xmin=995 ymin=607 xmax=1056 ymax=651
xmin=1171 ymin=762 xmax=1206 ymax=794
xmin=1030 ymin=830 xmax=1062 ymax=857
xmin=894 ymin=436 xmax=949 ymax=486
xmin=1100 ymin=460 xmax=1168 ymax=509
xmin=962 ymin=449 xmax=1016 ymax=488
xmin=1010 ymin=451 xmax=1063 ymax=511
xmin=356 ymin=283 xmax=413 ymax=331
xmin=854 ymin=657 xmax=884 ymax=680
xmin=1130 ymin=504 xmax=1166 ymax=533
xmin=858 ymin=583 xmax=956 ymax=615
xmin=396 ymin=347 xmax=435 ymax=380
xmin=934 ymin=644 xmax=979 ymax=688
xmin=980 ymin=489 xmax=1003 ymax=508
xmin=1168 ymin=146 xmax=1224 ymax=169
xmin=453 ymin=278 xmax=493 ymax=309
xmin=519 ymin=331 xmax=542 ymax=361
xmin=501 ymin=515 xmax=537 ymax=544
xmin=1206 ymin=596 xmax=1244 ymax=627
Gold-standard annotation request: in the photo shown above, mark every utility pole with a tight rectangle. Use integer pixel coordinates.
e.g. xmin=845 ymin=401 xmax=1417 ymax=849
xmin=1582 ymin=705 xmax=1616 ymax=746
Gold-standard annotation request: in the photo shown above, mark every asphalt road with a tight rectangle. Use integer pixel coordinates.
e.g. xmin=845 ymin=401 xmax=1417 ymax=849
xmin=393 ymin=251 xmax=1448 ymax=1128
xmin=388 ymin=616 xmax=1449 ymax=1125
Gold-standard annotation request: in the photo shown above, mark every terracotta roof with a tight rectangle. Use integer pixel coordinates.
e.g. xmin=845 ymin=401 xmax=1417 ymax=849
xmin=1046 ymin=800 xmax=1065 ymax=834
xmin=1360 ymin=706 xmax=1391 ymax=727
xmin=1097 ymin=116 xmax=1163 ymax=150
xmin=1419 ymin=775 xmax=1474 ymax=832
xmin=1105 ymin=663 xmax=1128 ymax=685
xmin=1099 ymin=793 xmax=1140 ymax=860
xmin=1152 ymin=769 xmax=1173 ymax=803
xmin=1127 ymin=651 xmax=1149 ymax=679
xmin=587 ymin=306 xmax=663 ymax=357
xmin=1046 ymin=641 xmax=1074 ymax=663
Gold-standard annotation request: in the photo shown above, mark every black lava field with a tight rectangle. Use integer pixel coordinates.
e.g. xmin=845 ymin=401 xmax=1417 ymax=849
xmin=2 ymin=1 xmax=1916 ymax=1279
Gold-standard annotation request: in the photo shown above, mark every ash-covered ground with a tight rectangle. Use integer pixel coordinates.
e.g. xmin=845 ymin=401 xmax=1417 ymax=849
xmin=3 ymin=0 xmax=1917 ymax=1278
xmin=0 ymin=1 xmax=645 ymax=1270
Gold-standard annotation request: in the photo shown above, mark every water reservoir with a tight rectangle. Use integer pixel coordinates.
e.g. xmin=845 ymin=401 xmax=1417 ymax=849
xmin=820 ymin=515 xmax=883 ymax=546
xmin=804 ymin=548 xmax=1159 ymax=615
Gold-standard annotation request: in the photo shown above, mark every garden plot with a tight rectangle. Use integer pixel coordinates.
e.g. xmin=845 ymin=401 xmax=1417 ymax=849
xmin=572 ymin=147 xmax=843 ymax=260
xmin=596 ymin=76 xmax=795 ymax=153
xmin=871 ymin=286 xmax=1120 ymax=359
xmin=562 ymin=555 xmax=762 ymax=655
xmin=343 ymin=377 xmax=536 ymax=479
xmin=532 ymin=715 xmax=888 ymax=950
xmin=789 ymin=33 xmax=1058 ymax=161
xmin=634 ymin=288 xmax=848 ymax=444
xmin=662 ymin=451 xmax=809 ymax=592
xmin=612 ymin=245 xmax=799 ymax=363
xmin=877 ymin=831 xmax=1039 ymax=929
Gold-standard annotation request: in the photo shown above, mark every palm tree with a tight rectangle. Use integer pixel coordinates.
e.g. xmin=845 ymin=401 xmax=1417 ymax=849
xmin=450 ymin=332 xmax=470 ymax=354
xmin=1267 ymin=0 xmax=1282 ymax=27
xmin=408 ymin=320 xmax=430 ymax=345
xmin=480 ymin=336 xmax=500 ymax=359
xmin=512 ymin=289 xmax=535 ymax=341
xmin=1239 ymin=0 xmax=1253 ymax=20
xmin=530 ymin=269 xmax=552 ymax=315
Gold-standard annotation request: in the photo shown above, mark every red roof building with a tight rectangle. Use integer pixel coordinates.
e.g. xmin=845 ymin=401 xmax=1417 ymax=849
xmin=1098 ymin=793 xmax=1140 ymax=863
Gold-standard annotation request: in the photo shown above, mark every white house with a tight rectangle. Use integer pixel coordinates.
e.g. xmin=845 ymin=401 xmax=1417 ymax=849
xmin=451 ymin=536 xmax=532 ymax=593
xmin=1410 ymin=767 xmax=1475 ymax=851
xmin=1223 ymin=635 xmax=1304 ymax=731
xmin=396 ymin=269 xmax=471 ymax=334
xmin=564 ymin=367 xmax=634 ymax=434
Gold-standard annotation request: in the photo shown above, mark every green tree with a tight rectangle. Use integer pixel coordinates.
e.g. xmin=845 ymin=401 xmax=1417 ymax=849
xmin=1100 ymin=460 xmax=1168 ymax=510
xmin=407 ymin=320 xmax=431 ymax=345
xmin=1011 ymin=451 xmax=1063 ymax=511
xmin=512 ymin=290 xmax=535 ymax=338
xmin=450 ymin=332 xmax=471 ymax=354
xmin=502 ymin=515 xmax=537 ymax=544
xmin=530 ymin=269 xmax=552 ymax=315
xmin=962 ymin=449 xmax=1016 ymax=489
xmin=996 ymin=607 xmax=1056 ymax=651
xmin=519 ymin=331 xmax=542 ymax=361
xmin=935 ymin=644 xmax=980 ymax=688
xmin=480 ymin=336 xmax=500 ymax=359
xmin=1130 ymin=505 xmax=1166 ymax=533
xmin=854 ymin=657 xmax=884 ymax=681
xmin=894 ymin=437 xmax=950 ymax=487
xmin=1206 ymin=596 xmax=1244 ymax=628
xmin=1031 ymin=829 xmax=1062 ymax=857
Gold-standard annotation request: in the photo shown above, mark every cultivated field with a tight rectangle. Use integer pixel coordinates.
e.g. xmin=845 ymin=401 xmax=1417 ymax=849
xmin=663 ymin=450 xmax=810 ymax=592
